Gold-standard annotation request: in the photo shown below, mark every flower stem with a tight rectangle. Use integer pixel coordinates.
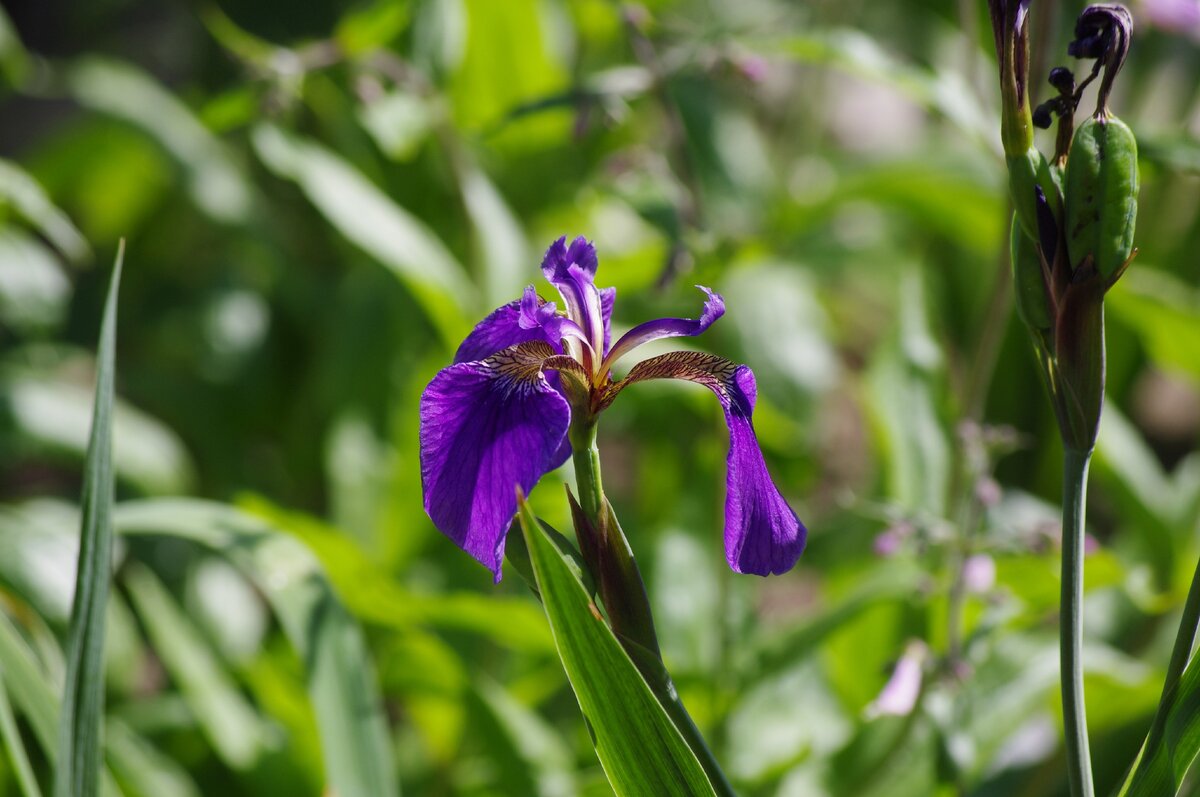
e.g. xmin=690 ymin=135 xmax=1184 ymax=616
xmin=568 ymin=417 xmax=661 ymax=658
xmin=566 ymin=417 xmax=737 ymax=797
xmin=1061 ymin=445 xmax=1095 ymax=797
xmin=569 ymin=419 xmax=606 ymax=522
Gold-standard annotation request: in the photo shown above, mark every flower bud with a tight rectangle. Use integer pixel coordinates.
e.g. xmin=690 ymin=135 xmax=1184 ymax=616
xmin=987 ymin=0 xmax=1035 ymax=155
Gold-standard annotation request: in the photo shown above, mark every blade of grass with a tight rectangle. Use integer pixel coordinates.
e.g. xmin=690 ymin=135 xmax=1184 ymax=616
xmin=1120 ymin=553 xmax=1200 ymax=796
xmin=53 ymin=242 xmax=122 ymax=797
xmin=0 ymin=613 xmax=121 ymax=796
xmin=113 ymin=499 xmax=399 ymax=797
xmin=0 ymin=663 xmax=44 ymax=797
xmin=104 ymin=722 xmax=201 ymax=797
xmin=123 ymin=563 xmax=269 ymax=770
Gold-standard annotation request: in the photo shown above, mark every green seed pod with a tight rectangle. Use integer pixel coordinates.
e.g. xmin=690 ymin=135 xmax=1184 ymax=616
xmin=1064 ymin=115 xmax=1138 ymax=279
xmin=1007 ymin=146 xmax=1064 ymax=242
xmin=1010 ymin=214 xmax=1052 ymax=333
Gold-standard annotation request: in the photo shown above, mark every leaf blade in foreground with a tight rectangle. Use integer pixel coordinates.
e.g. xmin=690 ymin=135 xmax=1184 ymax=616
xmin=516 ymin=494 xmax=716 ymax=797
xmin=53 ymin=244 xmax=122 ymax=797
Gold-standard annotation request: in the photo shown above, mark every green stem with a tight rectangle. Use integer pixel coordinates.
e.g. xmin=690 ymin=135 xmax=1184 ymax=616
xmin=1061 ymin=446 xmax=1096 ymax=797
xmin=569 ymin=419 xmax=606 ymax=525
xmin=567 ymin=416 xmax=737 ymax=797
xmin=568 ymin=417 xmax=660 ymax=656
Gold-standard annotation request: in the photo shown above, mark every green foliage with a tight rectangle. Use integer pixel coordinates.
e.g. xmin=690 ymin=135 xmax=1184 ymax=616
xmin=1123 ymin=651 xmax=1200 ymax=796
xmin=515 ymin=495 xmax=717 ymax=796
xmin=0 ymin=0 xmax=1198 ymax=795
xmin=54 ymin=248 xmax=120 ymax=797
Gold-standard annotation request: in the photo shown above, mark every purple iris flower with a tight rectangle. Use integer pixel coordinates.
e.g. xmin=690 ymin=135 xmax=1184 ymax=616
xmin=419 ymin=236 xmax=806 ymax=581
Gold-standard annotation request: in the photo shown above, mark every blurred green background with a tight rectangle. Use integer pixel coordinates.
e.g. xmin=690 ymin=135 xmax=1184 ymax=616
xmin=1 ymin=0 xmax=1199 ymax=794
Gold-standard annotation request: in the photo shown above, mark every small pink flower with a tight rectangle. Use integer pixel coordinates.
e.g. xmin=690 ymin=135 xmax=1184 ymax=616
xmin=963 ymin=554 xmax=997 ymax=594
xmin=867 ymin=641 xmax=928 ymax=718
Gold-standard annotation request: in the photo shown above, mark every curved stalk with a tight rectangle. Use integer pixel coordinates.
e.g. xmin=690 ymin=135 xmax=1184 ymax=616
xmin=1061 ymin=446 xmax=1096 ymax=797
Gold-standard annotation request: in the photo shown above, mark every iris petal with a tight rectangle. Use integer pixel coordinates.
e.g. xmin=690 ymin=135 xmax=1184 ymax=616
xmin=603 ymin=351 xmax=805 ymax=575
xmin=602 ymin=286 xmax=725 ymax=371
xmin=454 ymin=293 xmax=562 ymax=364
xmin=420 ymin=342 xmax=571 ymax=581
xmin=600 ymin=286 xmax=616 ymax=355
xmin=540 ymin=236 xmax=610 ymax=357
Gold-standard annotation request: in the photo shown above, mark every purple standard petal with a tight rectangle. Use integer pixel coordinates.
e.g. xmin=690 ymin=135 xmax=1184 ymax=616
xmin=420 ymin=341 xmax=571 ymax=581
xmin=454 ymin=291 xmax=563 ymax=364
xmin=601 ymin=286 xmax=725 ymax=370
xmin=600 ymin=286 xmax=616 ymax=355
xmin=540 ymin=236 xmax=609 ymax=356
xmin=519 ymin=285 xmax=594 ymax=355
xmin=542 ymin=235 xmax=598 ymax=282
xmin=603 ymin=351 xmax=805 ymax=575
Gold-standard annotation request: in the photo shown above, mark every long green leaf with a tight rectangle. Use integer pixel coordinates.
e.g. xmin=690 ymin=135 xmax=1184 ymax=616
xmin=53 ymin=243 xmax=122 ymax=797
xmin=0 ymin=663 xmax=44 ymax=797
xmin=113 ymin=499 xmax=398 ymax=797
xmin=0 ymin=606 xmax=198 ymax=797
xmin=0 ymin=159 xmax=89 ymax=262
xmin=1122 ymin=652 xmax=1200 ymax=795
xmin=515 ymin=495 xmax=717 ymax=797
xmin=123 ymin=564 xmax=269 ymax=770
xmin=250 ymin=123 xmax=471 ymax=344
xmin=239 ymin=496 xmax=554 ymax=654
xmin=66 ymin=58 xmax=252 ymax=225
xmin=0 ymin=612 xmax=121 ymax=796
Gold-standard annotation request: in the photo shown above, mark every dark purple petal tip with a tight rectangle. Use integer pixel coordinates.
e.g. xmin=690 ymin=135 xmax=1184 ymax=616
xmin=695 ymin=285 xmax=725 ymax=330
xmin=541 ymin=235 xmax=598 ymax=283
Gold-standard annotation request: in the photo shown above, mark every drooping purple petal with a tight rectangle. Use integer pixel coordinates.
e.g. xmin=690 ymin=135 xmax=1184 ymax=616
xmin=454 ymin=292 xmax=562 ymax=364
xmin=601 ymin=286 xmax=725 ymax=371
xmin=602 ymin=351 xmax=805 ymax=575
xmin=420 ymin=341 xmax=571 ymax=581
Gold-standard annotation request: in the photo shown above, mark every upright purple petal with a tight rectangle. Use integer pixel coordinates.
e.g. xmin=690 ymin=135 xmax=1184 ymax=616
xmin=603 ymin=351 xmax=805 ymax=575
xmin=542 ymin=235 xmax=598 ymax=282
xmin=540 ymin=236 xmax=609 ymax=356
xmin=420 ymin=341 xmax=571 ymax=581
xmin=602 ymin=286 xmax=725 ymax=370
xmin=600 ymin=286 xmax=616 ymax=355
xmin=454 ymin=291 xmax=562 ymax=364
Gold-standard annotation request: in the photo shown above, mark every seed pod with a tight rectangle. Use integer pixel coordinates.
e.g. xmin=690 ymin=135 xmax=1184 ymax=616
xmin=1010 ymin=214 xmax=1052 ymax=333
xmin=1064 ymin=115 xmax=1138 ymax=279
